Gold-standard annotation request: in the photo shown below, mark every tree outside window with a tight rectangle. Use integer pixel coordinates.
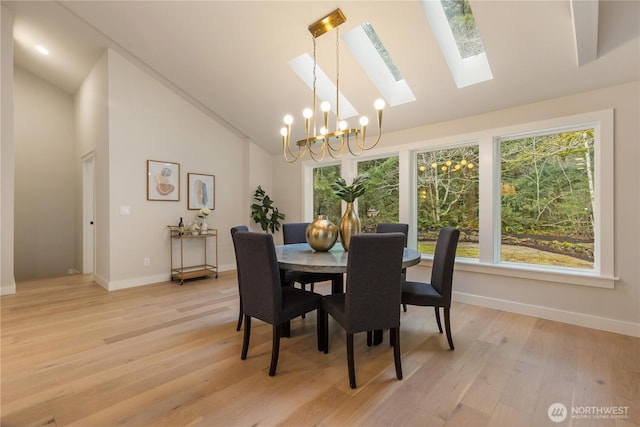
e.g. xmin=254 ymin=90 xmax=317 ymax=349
xmin=500 ymin=129 xmax=595 ymax=269
xmin=416 ymin=145 xmax=479 ymax=257
xmin=357 ymin=156 xmax=400 ymax=233
xmin=312 ymin=164 xmax=342 ymax=225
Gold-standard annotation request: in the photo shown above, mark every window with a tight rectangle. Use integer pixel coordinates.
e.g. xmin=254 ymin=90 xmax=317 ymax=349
xmin=304 ymin=110 xmax=614 ymax=288
xmin=499 ymin=129 xmax=595 ymax=270
xmin=312 ymin=164 xmax=342 ymax=224
xmin=357 ymin=156 xmax=400 ymax=232
xmin=416 ymin=145 xmax=479 ymax=256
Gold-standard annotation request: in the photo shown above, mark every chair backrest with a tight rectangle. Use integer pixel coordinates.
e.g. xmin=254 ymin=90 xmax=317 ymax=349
xmin=376 ymin=223 xmax=409 ymax=246
xmin=230 ymin=225 xmax=249 ymax=236
xmin=344 ymin=233 xmax=405 ymax=332
xmin=430 ymin=227 xmax=460 ymax=303
xmin=283 ymin=222 xmax=310 ymax=245
xmin=230 ymin=226 xmax=249 ymax=278
xmin=232 ymin=231 xmax=283 ymax=324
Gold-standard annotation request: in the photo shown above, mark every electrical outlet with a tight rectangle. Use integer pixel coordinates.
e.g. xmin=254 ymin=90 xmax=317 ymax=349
xmin=143 ymin=257 xmax=151 ymax=266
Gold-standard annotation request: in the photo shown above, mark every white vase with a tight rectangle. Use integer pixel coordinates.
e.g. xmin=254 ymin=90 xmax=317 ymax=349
xmin=200 ymin=219 xmax=209 ymax=234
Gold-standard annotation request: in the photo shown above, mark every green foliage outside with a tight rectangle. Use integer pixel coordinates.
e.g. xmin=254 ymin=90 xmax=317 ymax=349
xmin=417 ymin=146 xmax=479 ymax=243
xmin=312 ymin=158 xmax=400 ymax=233
xmin=500 ymin=129 xmax=595 ymax=266
xmin=358 ymin=157 xmax=400 ymax=232
xmin=313 ymin=165 xmax=342 ymax=224
xmin=501 ymin=130 xmax=595 ymax=238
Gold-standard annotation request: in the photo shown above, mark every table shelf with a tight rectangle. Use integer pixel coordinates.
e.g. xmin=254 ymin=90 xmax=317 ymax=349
xmin=168 ymin=226 xmax=218 ymax=284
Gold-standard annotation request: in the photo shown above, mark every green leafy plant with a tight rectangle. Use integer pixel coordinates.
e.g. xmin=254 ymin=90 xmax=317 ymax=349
xmin=331 ymin=173 xmax=369 ymax=202
xmin=251 ymin=186 xmax=285 ymax=233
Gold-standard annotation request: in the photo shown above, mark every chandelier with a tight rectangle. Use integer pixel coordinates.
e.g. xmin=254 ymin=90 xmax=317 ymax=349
xmin=281 ymin=8 xmax=385 ymax=163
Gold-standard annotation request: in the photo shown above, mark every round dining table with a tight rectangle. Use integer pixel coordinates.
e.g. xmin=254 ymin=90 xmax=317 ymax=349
xmin=276 ymin=242 xmax=422 ymax=344
xmin=276 ymin=243 xmax=421 ymax=289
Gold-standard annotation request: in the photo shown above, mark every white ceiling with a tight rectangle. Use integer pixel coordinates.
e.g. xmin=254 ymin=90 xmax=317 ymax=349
xmin=5 ymin=1 xmax=639 ymax=155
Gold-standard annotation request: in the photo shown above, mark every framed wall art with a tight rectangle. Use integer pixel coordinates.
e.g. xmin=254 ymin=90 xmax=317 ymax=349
xmin=147 ymin=160 xmax=180 ymax=201
xmin=188 ymin=173 xmax=215 ymax=210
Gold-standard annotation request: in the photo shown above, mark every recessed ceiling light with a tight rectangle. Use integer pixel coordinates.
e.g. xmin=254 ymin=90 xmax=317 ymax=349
xmin=35 ymin=45 xmax=49 ymax=56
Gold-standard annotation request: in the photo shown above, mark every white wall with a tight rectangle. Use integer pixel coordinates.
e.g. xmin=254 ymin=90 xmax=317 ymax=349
xmin=13 ymin=67 xmax=76 ymax=280
xmin=75 ymin=52 xmax=109 ymax=284
xmin=273 ymin=81 xmax=640 ymax=337
xmin=1 ymin=5 xmax=16 ymax=294
xmin=104 ymin=49 xmax=251 ymax=289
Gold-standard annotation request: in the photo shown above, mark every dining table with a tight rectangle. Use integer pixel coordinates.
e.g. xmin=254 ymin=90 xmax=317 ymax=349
xmin=276 ymin=242 xmax=422 ymax=345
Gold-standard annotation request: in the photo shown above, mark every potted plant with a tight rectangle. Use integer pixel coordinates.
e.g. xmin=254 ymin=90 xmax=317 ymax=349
xmin=331 ymin=173 xmax=369 ymax=250
xmin=251 ymin=186 xmax=285 ymax=233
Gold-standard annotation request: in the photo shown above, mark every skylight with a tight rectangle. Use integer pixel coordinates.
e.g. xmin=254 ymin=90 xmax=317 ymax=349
xmin=288 ymin=53 xmax=358 ymax=119
xmin=343 ymin=22 xmax=416 ymax=107
xmin=421 ymin=0 xmax=493 ymax=88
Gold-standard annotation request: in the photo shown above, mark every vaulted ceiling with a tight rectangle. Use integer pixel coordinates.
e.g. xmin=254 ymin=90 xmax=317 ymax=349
xmin=5 ymin=1 xmax=639 ymax=155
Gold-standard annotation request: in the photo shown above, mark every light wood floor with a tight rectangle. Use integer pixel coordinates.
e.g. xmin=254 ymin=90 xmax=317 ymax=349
xmin=1 ymin=273 xmax=638 ymax=427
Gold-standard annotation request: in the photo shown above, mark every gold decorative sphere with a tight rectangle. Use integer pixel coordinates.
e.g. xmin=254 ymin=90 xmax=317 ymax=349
xmin=306 ymin=215 xmax=338 ymax=252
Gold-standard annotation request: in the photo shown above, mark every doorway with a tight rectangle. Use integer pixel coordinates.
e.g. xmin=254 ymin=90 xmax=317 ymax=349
xmin=82 ymin=151 xmax=95 ymax=274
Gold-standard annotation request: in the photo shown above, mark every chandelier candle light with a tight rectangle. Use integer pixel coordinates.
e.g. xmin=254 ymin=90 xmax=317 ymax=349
xmin=281 ymin=8 xmax=385 ymax=163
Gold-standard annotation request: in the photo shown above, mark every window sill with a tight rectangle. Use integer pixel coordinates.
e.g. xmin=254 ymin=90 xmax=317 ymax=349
xmin=417 ymin=257 xmax=618 ymax=289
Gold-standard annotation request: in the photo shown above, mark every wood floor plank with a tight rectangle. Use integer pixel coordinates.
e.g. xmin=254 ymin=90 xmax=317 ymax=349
xmin=1 ymin=274 xmax=638 ymax=427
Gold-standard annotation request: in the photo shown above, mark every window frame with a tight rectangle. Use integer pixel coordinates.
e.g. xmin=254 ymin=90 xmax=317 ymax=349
xmin=303 ymin=109 xmax=616 ymax=289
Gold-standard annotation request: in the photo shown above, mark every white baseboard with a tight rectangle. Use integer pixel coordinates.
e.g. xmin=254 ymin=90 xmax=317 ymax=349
xmin=1 ymin=281 xmax=16 ymax=295
xmin=453 ymin=291 xmax=640 ymax=338
xmin=103 ymin=264 xmax=236 ymax=291
xmin=106 ymin=273 xmax=172 ymax=291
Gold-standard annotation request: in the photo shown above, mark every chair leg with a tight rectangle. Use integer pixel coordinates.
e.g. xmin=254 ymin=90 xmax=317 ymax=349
xmin=366 ymin=331 xmax=373 ymax=347
xmin=444 ymin=307 xmax=454 ymax=350
xmin=282 ymin=320 xmax=291 ymax=338
xmin=347 ymin=333 xmax=356 ymax=389
xmin=434 ymin=306 xmax=443 ymax=333
xmin=402 ymin=303 xmax=407 ymax=312
xmin=236 ymin=295 xmax=243 ymax=331
xmin=269 ymin=324 xmax=282 ymax=376
xmin=391 ymin=327 xmax=403 ymax=380
xmin=310 ymin=283 xmax=315 ymax=293
xmin=241 ymin=315 xmax=251 ymax=360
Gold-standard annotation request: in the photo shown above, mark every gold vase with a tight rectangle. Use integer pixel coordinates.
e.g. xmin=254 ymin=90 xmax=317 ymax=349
xmin=306 ymin=215 xmax=338 ymax=252
xmin=339 ymin=202 xmax=361 ymax=251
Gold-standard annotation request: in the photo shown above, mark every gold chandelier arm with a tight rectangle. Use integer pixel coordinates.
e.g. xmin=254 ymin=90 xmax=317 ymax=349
xmin=283 ymin=134 xmax=308 ymax=163
xmin=326 ymin=135 xmax=345 ymax=155
xmin=308 ymin=140 xmax=327 ymax=161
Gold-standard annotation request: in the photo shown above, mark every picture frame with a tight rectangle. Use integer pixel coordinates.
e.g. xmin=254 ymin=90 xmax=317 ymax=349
xmin=147 ymin=160 xmax=180 ymax=201
xmin=188 ymin=173 xmax=215 ymax=210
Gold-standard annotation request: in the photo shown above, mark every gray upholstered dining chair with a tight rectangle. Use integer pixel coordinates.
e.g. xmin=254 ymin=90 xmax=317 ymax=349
xmin=322 ymin=233 xmax=406 ymax=388
xmin=401 ymin=227 xmax=460 ymax=350
xmin=376 ymin=223 xmax=409 ymax=312
xmin=282 ymin=222 xmax=343 ymax=295
xmin=230 ymin=225 xmax=249 ymax=331
xmin=232 ymin=231 xmax=325 ymax=376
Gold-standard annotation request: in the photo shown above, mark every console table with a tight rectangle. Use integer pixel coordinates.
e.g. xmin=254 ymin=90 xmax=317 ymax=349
xmin=168 ymin=226 xmax=218 ymax=284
